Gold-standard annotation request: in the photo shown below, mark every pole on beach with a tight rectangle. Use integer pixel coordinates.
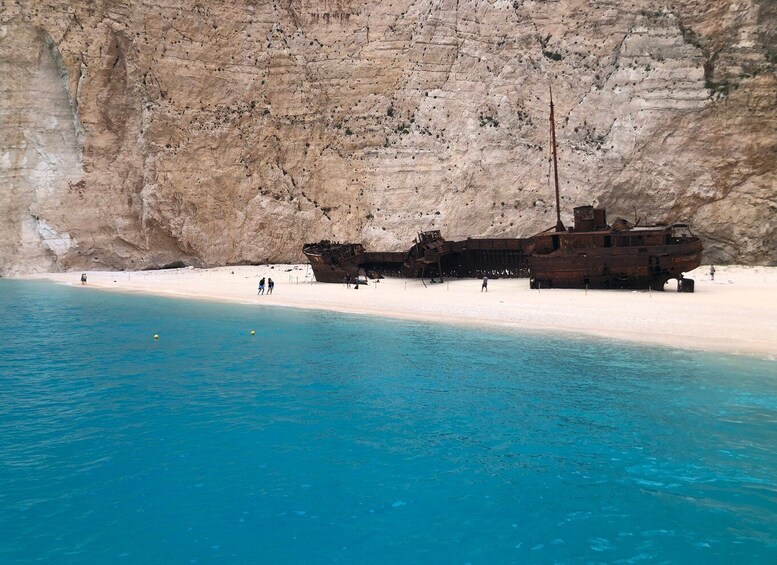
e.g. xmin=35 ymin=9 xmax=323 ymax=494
xmin=649 ymin=285 xmax=652 ymax=297
xmin=404 ymin=281 xmax=407 ymax=291
xmin=585 ymin=283 xmax=588 ymax=295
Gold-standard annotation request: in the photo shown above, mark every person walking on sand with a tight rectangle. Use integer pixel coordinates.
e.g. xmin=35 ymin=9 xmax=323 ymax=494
xmin=80 ymin=273 xmax=87 ymax=285
xmin=267 ymin=278 xmax=274 ymax=295
xmin=481 ymin=275 xmax=488 ymax=292
xmin=710 ymin=265 xmax=716 ymax=281
xmin=258 ymin=277 xmax=266 ymax=295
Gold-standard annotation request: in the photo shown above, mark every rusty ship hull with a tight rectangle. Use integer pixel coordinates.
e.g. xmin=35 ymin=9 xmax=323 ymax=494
xmin=527 ymin=202 xmax=703 ymax=290
xmin=528 ymin=234 xmax=703 ymax=289
xmin=304 ymin=226 xmax=700 ymax=290
xmin=302 ymin=241 xmax=406 ymax=283
xmin=303 ymin=235 xmax=532 ymax=283
xmin=524 ymin=88 xmax=702 ymax=291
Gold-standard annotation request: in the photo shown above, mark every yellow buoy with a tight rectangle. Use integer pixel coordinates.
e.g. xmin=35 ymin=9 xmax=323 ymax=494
xmin=154 ymin=334 xmax=159 ymax=340
xmin=250 ymin=330 xmax=255 ymax=335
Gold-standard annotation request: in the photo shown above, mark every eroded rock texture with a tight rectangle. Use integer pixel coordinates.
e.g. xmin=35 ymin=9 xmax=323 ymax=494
xmin=1 ymin=0 xmax=775 ymax=274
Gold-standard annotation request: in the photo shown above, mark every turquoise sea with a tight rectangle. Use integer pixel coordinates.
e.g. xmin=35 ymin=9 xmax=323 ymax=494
xmin=1 ymin=280 xmax=776 ymax=563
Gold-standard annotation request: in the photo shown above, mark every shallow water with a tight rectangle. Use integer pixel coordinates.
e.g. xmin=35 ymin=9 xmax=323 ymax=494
xmin=1 ymin=280 xmax=776 ymax=563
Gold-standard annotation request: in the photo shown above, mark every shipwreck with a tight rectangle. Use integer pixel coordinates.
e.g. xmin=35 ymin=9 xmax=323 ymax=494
xmin=303 ymin=90 xmax=702 ymax=291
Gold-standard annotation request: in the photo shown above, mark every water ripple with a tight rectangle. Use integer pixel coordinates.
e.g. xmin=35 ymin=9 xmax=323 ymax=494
xmin=1 ymin=280 xmax=776 ymax=563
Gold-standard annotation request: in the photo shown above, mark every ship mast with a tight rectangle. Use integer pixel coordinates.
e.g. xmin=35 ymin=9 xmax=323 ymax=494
xmin=549 ymin=86 xmax=565 ymax=232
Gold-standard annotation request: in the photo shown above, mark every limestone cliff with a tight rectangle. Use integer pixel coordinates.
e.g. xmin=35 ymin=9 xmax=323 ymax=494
xmin=1 ymin=0 xmax=775 ymax=275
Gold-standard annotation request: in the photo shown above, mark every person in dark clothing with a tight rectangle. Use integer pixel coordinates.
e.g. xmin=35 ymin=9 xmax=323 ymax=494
xmin=267 ymin=278 xmax=274 ymax=294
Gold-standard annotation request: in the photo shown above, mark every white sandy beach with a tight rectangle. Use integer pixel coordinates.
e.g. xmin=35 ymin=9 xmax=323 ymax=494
xmin=21 ymin=265 xmax=777 ymax=359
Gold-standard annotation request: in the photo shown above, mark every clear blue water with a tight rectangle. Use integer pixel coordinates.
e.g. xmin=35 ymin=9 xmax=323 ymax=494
xmin=1 ymin=280 xmax=776 ymax=564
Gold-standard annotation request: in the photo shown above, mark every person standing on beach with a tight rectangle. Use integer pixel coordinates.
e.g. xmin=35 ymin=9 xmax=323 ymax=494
xmin=267 ymin=278 xmax=274 ymax=294
xmin=481 ymin=276 xmax=488 ymax=292
xmin=258 ymin=277 xmax=265 ymax=295
xmin=710 ymin=265 xmax=716 ymax=281
xmin=345 ymin=273 xmax=351 ymax=288
xmin=80 ymin=273 xmax=87 ymax=285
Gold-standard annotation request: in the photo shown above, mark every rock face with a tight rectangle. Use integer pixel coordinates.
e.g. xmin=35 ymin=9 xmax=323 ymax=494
xmin=1 ymin=0 xmax=775 ymax=275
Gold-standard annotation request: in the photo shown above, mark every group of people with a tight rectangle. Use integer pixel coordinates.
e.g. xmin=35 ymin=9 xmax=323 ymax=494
xmin=343 ymin=273 xmax=361 ymax=289
xmin=257 ymin=277 xmax=274 ymax=295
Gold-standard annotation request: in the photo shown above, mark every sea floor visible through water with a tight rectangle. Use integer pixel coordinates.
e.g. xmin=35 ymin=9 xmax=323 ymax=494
xmin=1 ymin=280 xmax=776 ymax=563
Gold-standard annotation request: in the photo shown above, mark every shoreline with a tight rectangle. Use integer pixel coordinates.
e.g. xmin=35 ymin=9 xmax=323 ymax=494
xmin=16 ymin=264 xmax=777 ymax=360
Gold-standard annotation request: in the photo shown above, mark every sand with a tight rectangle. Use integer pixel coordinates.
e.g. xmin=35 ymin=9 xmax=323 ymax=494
xmin=20 ymin=265 xmax=777 ymax=360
